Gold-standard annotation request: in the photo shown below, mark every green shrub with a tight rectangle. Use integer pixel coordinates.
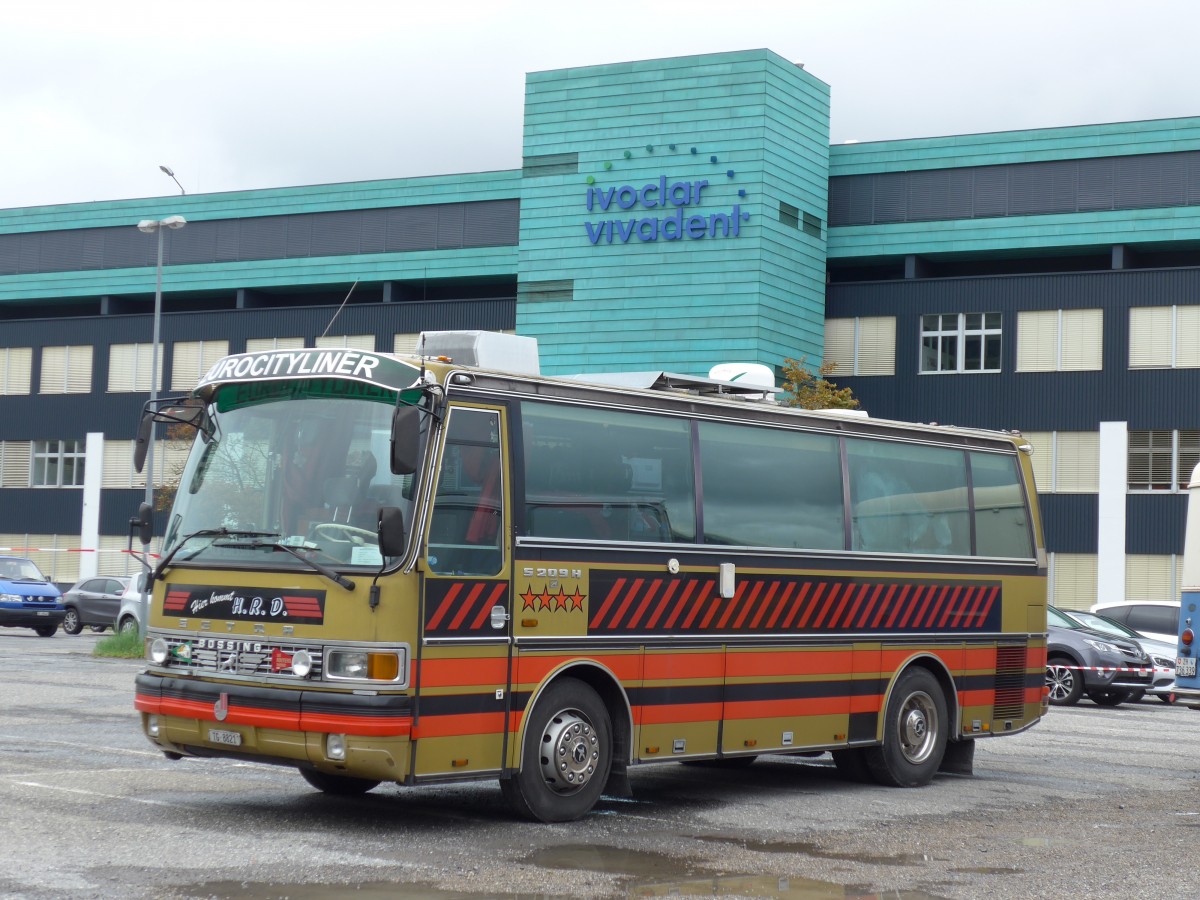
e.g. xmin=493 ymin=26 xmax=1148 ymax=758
xmin=94 ymin=626 xmax=144 ymax=659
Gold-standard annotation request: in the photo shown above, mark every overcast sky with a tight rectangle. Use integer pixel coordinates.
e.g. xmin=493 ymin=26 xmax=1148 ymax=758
xmin=3 ymin=0 xmax=1197 ymax=210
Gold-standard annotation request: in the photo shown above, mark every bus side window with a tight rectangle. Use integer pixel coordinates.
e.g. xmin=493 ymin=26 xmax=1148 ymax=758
xmin=428 ymin=409 xmax=503 ymax=576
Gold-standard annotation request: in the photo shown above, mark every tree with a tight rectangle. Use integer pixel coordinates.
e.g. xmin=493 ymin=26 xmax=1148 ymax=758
xmin=779 ymin=356 xmax=860 ymax=411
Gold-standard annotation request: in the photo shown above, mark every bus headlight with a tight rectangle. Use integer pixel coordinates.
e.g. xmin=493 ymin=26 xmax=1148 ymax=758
xmin=149 ymin=638 xmax=169 ymax=664
xmin=326 ymin=648 xmax=402 ymax=682
xmin=291 ymin=649 xmax=314 ymax=678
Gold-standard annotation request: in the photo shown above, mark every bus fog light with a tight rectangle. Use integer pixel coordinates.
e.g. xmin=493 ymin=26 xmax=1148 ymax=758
xmin=147 ymin=715 xmax=160 ymax=737
xmin=291 ymin=649 xmax=314 ymax=678
xmin=1183 ymin=628 xmax=1194 ymax=647
xmin=149 ymin=638 xmax=168 ymax=664
xmin=326 ymin=733 xmax=346 ymax=761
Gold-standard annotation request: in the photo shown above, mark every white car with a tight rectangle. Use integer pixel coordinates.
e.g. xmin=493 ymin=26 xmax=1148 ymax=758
xmin=1089 ymin=600 xmax=1181 ymax=645
xmin=116 ymin=574 xmax=150 ymax=635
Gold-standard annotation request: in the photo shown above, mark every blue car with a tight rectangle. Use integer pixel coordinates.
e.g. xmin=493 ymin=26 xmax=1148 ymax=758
xmin=0 ymin=555 xmax=65 ymax=637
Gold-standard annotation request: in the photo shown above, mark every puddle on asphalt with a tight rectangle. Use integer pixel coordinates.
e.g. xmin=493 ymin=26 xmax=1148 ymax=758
xmin=174 ymin=844 xmax=953 ymax=899
xmin=698 ymin=834 xmax=938 ymax=866
xmin=172 ymin=876 xmax=949 ymax=899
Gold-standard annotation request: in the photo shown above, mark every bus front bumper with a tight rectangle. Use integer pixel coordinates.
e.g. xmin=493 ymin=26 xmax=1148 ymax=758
xmin=134 ymin=672 xmax=414 ymax=782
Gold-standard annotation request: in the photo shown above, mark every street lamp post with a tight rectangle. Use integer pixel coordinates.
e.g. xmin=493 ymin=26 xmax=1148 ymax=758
xmin=135 ymin=215 xmax=187 ymax=529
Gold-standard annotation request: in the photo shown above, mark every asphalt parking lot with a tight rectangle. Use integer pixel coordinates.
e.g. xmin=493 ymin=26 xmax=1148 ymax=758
xmin=1 ymin=629 xmax=1195 ymax=900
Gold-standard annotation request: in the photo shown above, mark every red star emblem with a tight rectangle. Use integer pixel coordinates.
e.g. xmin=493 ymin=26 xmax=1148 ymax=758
xmin=569 ymin=587 xmax=585 ymax=611
xmin=554 ymin=588 xmax=568 ymax=611
xmin=520 ymin=586 xmax=539 ymax=611
xmin=539 ymin=590 xmax=553 ymax=610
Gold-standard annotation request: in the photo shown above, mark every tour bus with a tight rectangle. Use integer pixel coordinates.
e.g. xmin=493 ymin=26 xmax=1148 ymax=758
xmin=131 ymin=331 xmax=1048 ymax=822
xmin=1172 ymin=464 xmax=1200 ymax=705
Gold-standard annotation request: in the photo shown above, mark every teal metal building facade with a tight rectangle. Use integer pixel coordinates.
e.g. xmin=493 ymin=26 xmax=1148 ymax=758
xmin=0 ymin=48 xmax=1197 ymax=610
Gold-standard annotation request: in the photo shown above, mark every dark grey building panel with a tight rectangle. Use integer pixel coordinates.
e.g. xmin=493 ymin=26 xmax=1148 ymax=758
xmin=828 ymin=150 xmax=1200 ymax=226
xmin=0 ymin=199 xmax=520 ymax=277
xmin=1126 ymin=495 xmax=1188 ymax=555
xmin=1040 ymin=495 xmax=1097 ymax=554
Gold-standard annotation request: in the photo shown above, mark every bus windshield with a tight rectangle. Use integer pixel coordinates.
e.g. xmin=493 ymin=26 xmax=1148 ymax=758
xmin=162 ymin=390 xmax=420 ymax=570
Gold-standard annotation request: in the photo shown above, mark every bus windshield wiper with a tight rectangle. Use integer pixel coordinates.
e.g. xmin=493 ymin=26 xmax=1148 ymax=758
xmin=210 ymin=537 xmax=356 ymax=592
xmin=153 ymin=528 xmax=281 ymax=581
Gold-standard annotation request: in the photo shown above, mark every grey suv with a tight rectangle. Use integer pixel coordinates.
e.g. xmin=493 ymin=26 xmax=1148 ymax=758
xmin=1046 ymin=605 xmax=1154 ymax=706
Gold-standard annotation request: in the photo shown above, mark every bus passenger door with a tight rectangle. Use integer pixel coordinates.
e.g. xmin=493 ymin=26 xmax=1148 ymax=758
xmin=413 ymin=405 xmax=513 ymax=780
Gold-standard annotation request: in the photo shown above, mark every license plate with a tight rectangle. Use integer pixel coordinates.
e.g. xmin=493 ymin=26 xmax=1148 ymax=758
xmin=36 ymin=610 xmax=49 ymax=617
xmin=1178 ymin=657 xmax=1196 ymax=678
xmin=208 ymin=728 xmax=243 ymax=746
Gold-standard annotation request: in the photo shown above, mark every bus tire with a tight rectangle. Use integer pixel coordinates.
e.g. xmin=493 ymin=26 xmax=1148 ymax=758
xmin=299 ymin=767 xmax=380 ymax=795
xmin=866 ymin=667 xmax=947 ymax=788
xmin=502 ymin=677 xmax=612 ymax=823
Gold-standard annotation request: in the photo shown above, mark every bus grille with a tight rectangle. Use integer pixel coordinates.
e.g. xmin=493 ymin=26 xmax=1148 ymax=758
xmin=992 ymin=643 xmax=1028 ymax=720
xmin=159 ymin=637 xmax=324 ymax=680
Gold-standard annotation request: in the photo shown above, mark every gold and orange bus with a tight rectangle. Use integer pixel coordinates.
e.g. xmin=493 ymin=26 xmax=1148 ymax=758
xmin=132 ymin=332 xmax=1047 ymax=822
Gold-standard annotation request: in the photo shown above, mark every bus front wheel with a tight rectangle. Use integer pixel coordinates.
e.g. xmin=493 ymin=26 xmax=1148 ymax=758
xmin=867 ymin=667 xmax=947 ymax=788
xmin=501 ymin=677 xmax=612 ymax=823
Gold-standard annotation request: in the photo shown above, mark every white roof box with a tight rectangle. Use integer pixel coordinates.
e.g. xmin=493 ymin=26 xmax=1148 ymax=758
xmin=708 ymin=362 xmax=775 ymax=390
xmin=418 ymin=330 xmax=540 ymax=375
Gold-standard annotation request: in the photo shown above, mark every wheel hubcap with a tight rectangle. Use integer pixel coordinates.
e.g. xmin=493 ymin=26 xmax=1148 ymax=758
xmin=1046 ymin=665 xmax=1074 ymax=702
xmin=539 ymin=709 xmax=600 ymax=795
xmin=898 ymin=691 xmax=937 ymax=764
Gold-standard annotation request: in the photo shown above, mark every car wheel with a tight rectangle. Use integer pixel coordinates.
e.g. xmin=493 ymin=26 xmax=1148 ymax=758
xmin=1046 ymin=656 xmax=1083 ymax=706
xmin=118 ymin=616 xmax=138 ymax=635
xmin=865 ymin=667 xmax=948 ymax=787
xmin=501 ymin=677 xmax=612 ymax=822
xmin=1087 ymin=689 xmax=1129 ymax=707
xmin=299 ymin=768 xmax=380 ymax=795
xmin=1126 ymin=690 xmax=1146 ymax=703
xmin=33 ymin=622 xmax=58 ymax=637
xmin=62 ymin=607 xmax=82 ymax=635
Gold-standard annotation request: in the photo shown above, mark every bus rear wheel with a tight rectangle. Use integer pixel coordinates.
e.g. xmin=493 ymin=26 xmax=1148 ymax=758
xmin=502 ymin=677 xmax=612 ymax=823
xmin=867 ymin=667 xmax=947 ymax=788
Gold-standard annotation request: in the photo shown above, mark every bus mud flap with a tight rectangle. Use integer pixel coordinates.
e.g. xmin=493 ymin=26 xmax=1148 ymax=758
xmin=938 ymin=738 xmax=974 ymax=775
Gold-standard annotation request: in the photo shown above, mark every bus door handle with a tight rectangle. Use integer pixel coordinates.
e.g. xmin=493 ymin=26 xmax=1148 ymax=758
xmin=490 ymin=605 xmax=509 ymax=629
xmin=719 ymin=563 xmax=736 ymax=599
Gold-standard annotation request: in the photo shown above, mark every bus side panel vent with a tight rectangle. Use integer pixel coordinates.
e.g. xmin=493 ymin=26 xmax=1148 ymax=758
xmin=992 ymin=643 xmax=1028 ymax=720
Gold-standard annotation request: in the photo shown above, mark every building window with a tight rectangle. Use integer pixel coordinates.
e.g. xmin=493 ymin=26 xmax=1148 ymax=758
xmin=246 ymin=337 xmax=304 ymax=352
xmin=920 ymin=312 xmax=1000 ymax=373
xmin=0 ymin=441 xmax=32 ymax=488
xmin=314 ymin=334 xmax=375 ymax=351
xmin=1016 ymin=309 xmax=1103 ymax=372
xmin=1126 ymin=555 xmax=1182 ymax=602
xmin=0 ymin=347 xmax=33 ymax=395
xmin=107 ymin=343 xmax=163 ymax=392
xmin=1128 ymin=429 xmax=1200 ymax=491
xmin=1011 ymin=431 xmax=1099 ymax=494
xmin=31 ymin=439 xmax=86 ymax=488
xmin=39 ymin=345 xmax=93 ymax=394
xmin=1130 ymin=305 xmax=1200 ymax=369
xmin=1048 ymin=553 xmax=1098 ymax=610
xmin=171 ymin=340 xmax=230 ymax=391
xmin=824 ymin=317 xmax=896 ymax=376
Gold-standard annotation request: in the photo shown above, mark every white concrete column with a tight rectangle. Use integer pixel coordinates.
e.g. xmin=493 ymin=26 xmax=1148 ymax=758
xmin=1096 ymin=421 xmax=1127 ymax=606
xmin=79 ymin=432 xmax=104 ymax=579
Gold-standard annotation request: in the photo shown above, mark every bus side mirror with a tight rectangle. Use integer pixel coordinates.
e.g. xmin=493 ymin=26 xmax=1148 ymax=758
xmin=130 ymin=502 xmax=153 ymax=546
xmin=377 ymin=507 xmax=406 ymax=557
xmin=133 ymin=413 xmax=155 ymax=473
xmin=391 ymin=405 xmax=420 ymax=475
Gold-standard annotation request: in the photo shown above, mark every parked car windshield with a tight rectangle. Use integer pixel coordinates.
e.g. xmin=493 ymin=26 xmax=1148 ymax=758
xmin=0 ymin=558 xmax=46 ymax=581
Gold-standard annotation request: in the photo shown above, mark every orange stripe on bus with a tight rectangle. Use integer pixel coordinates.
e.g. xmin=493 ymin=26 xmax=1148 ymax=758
xmin=725 ymin=649 xmax=855 ymax=678
xmin=636 ymin=702 xmax=724 ymax=724
xmin=420 ymin=657 xmax=509 ymax=687
xmin=299 ymin=713 xmax=412 ymax=737
xmin=412 ymin=711 xmax=506 ymax=739
xmin=426 ymin=583 xmax=462 ymax=630
xmin=643 ymin=651 xmax=724 ymax=680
